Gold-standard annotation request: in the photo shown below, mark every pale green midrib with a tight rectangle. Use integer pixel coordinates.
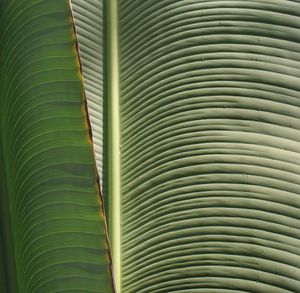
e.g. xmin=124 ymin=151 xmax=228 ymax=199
xmin=106 ymin=0 xmax=121 ymax=292
xmin=69 ymin=1 xmax=116 ymax=291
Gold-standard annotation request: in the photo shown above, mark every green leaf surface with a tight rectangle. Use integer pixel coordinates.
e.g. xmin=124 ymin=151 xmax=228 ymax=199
xmin=71 ymin=0 xmax=105 ymax=191
xmin=0 ymin=232 xmax=8 ymax=292
xmin=0 ymin=0 xmax=113 ymax=292
xmin=118 ymin=0 xmax=300 ymax=292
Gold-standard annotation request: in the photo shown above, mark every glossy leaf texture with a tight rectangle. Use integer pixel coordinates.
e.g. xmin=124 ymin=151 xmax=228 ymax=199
xmin=0 ymin=0 xmax=113 ymax=292
xmin=119 ymin=0 xmax=300 ymax=292
xmin=71 ymin=0 xmax=105 ymax=190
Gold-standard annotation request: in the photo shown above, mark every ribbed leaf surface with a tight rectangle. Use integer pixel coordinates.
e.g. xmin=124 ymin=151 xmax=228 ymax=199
xmin=0 ymin=1 xmax=113 ymax=292
xmin=71 ymin=0 xmax=104 ymax=189
xmin=119 ymin=0 xmax=300 ymax=292
xmin=0 ymin=233 xmax=7 ymax=292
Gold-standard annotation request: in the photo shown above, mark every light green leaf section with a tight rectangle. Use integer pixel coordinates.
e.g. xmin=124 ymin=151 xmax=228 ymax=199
xmin=71 ymin=0 xmax=104 ymax=190
xmin=70 ymin=1 xmax=121 ymax=291
xmin=118 ymin=0 xmax=300 ymax=292
xmin=0 ymin=0 xmax=113 ymax=292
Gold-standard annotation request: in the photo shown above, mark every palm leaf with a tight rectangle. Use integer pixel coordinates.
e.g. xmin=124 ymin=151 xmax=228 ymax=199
xmin=0 ymin=0 xmax=113 ymax=292
xmin=116 ymin=0 xmax=300 ymax=292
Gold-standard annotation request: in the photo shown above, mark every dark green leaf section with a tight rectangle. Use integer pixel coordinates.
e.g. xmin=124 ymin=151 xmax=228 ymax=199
xmin=0 ymin=0 xmax=113 ymax=292
xmin=0 ymin=231 xmax=8 ymax=292
xmin=119 ymin=0 xmax=300 ymax=292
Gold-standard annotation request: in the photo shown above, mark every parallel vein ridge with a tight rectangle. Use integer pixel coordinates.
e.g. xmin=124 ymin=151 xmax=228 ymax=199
xmin=119 ymin=1 xmax=300 ymax=292
xmin=0 ymin=1 xmax=113 ymax=292
xmin=71 ymin=0 xmax=104 ymax=189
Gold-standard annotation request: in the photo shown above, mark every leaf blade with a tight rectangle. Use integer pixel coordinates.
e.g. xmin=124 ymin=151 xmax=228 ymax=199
xmin=118 ymin=1 xmax=300 ymax=292
xmin=0 ymin=1 xmax=113 ymax=292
